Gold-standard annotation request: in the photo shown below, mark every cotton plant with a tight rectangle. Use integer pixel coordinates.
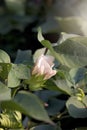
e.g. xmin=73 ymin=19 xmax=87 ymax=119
xmin=1 ymin=30 xmax=87 ymax=130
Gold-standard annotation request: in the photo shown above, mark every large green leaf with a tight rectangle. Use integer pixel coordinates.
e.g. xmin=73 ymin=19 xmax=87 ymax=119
xmin=1 ymin=91 xmax=52 ymax=124
xmin=66 ymin=96 xmax=87 ymax=118
xmin=53 ymin=37 xmax=87 ymax=68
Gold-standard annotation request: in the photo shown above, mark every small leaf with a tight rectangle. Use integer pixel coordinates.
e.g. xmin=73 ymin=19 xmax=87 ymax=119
xmin=38 ymin=27 xmax=44 ymax=42
xmin=66 ymin=96 xmax=87 ymax=118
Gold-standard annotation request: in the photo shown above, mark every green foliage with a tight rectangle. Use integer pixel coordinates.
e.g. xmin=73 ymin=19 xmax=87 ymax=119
xmin=2 ymin=0 xmax=87 ymax=129
xmin=1 ymin=29 xmax=87 ymax=129
xmin=37 ymin=29 xmax=87 ymax=128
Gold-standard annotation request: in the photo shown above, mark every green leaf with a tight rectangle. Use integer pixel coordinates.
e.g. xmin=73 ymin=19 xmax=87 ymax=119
xmin=38 ymin=27 xmax=44 ymax=42
xmin=33 ymin=48 xmax=46 ymax=62
xmin=46 ymin=98 xmax=65 ymax=116
xmin=0 ymin=82 xmax=11 ymax=101
xmin=8 ymin=63 xmax=30 ymax=88
xmin=54 ymin=79 xmax=72 ymax=95
xmin=8 ymin=64 xmax=20 ymax=88
xmin=30 ymin=124 xmax=61 ymax=130
xmin=53 ymin=36 xmax=87 ymax=68
xmin=37 ymin=28 xmax=53 ymax=52
xmin=15 ymin=49 xmax=33 ymax=65
xmin=0 ymin=49 xmax=10 ymax=63
xmin=0 ymin=63 xmax=12 ymax=80
xmin=66 ymin=96 xmax=87 ymax=118
xmin=44 ymin=79 xmax=62 ymax=92
xmin=69 ymin=68 xmax=86 ymax=84
xmin=35 ymin=90 xmax=61 ymax=102
xmin=57 ymin=32 xmax=80 ymax=44
xmin=54 ymin=71 xmax=72 ymax=95
xmin=1 ymin=91 xmax=53 ymax=124
xmin=11 ymin=64 xmax=30 ymax=79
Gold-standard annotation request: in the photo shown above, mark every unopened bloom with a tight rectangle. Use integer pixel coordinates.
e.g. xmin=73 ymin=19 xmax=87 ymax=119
xmin=32 ymin=54 xmax=56 ymax=80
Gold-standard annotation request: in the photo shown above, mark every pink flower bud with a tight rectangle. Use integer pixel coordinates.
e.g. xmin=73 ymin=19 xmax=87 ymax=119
xmin=32 ymin=54 xmax=56 ymax=80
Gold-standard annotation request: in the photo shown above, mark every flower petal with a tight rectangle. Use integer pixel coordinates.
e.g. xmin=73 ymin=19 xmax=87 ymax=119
xmin=32 ymin=54 xmax=56 ymax=79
